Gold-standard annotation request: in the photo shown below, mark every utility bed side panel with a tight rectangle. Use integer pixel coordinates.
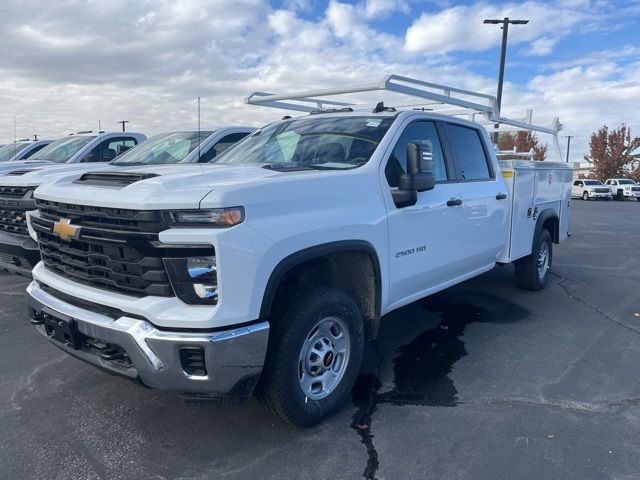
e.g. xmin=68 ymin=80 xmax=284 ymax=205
xmin=497 ymin=160 xmax=573 ymax=264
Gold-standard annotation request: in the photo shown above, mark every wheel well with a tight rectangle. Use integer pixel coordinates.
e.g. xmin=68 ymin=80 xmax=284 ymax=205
xmin=542 ymin=216 xmax=559 ymax=243
xmin=263 ymin=247 xmax=381 ymax=340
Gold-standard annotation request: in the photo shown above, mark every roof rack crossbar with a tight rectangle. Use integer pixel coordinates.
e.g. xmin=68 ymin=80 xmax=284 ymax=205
xmin=245 ymin=74 xmax=564 ymax=159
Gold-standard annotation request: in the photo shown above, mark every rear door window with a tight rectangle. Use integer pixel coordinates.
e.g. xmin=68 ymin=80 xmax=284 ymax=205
xmin=445 ymin=124 xmax=493 ymax=180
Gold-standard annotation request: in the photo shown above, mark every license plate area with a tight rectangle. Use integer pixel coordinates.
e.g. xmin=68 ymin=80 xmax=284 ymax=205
xmin=41 ymin=307 xmax=83 ymax=349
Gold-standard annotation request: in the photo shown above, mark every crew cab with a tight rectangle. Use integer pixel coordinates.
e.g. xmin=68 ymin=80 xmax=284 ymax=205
xmin=604 ymin=178 xmax=640 ymax=200
xmin=571 ymin=179 xmax=612 ymax=200
xmin=0 ymin=128 xmax=252 ymax=276
xmin=24 ymin=77 xmax=572 ymax=426
xmin=0 ymin=139 xmax=54 ymax=162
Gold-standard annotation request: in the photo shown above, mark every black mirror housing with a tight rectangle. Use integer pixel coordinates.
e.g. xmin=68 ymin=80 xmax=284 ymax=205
xmin=402 ymin=142 xmax=435 ymax=192
xmin=391 ymin=143 xmax=436 ymax=208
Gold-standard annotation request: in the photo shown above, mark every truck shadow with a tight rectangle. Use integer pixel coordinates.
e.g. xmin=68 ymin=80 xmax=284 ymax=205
xmin=349 ymin=289 xmax=530 ymax=479
xmin=355 ymin=291 xmax=530 ymax=408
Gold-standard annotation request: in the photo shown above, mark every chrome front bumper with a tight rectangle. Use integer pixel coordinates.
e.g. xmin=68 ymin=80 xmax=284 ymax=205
xmin=26 ymin=281 xmax=269 ymax=398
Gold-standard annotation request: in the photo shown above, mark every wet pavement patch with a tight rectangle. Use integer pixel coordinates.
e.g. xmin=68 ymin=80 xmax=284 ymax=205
xmin=351 ymin=291 xmax=529 ymax=479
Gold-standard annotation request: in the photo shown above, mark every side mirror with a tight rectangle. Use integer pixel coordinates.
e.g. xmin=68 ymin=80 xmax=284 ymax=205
xmin=392 ymin=143 xmax=436 ymax=208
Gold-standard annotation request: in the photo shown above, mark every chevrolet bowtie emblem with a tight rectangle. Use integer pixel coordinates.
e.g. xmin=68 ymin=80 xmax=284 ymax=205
xmin=52 ymin=218 xmax=80 ymax=241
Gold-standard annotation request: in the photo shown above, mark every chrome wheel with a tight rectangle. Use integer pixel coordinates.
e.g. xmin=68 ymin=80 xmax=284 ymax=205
xmin=537 ymin=243 xmax=549 ymax=280
xmin=298 ymin=316 xmax=350 ymax=400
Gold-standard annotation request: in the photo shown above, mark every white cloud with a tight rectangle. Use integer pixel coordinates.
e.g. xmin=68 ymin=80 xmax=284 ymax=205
xmin=0 ymin=0 xmax=638 ymax=165
xmin=364 ymin=0 xmax=410 ymax=19
xmin=404 ymin=1 xmax=588 ymax=54
xmin=523 ymin=37 xmax=558 ymax=56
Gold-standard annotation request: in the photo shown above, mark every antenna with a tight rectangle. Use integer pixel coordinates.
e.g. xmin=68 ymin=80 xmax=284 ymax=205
xmin=197 ymin=96 xmax=201 ymax=162
xmin=98 ymin=120 xmax=103 ymax=161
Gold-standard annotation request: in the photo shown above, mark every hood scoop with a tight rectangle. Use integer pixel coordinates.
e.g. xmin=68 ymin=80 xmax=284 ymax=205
xmin=7 ymin=168 xmax=42 ymax=176
xmin=74 ymin=171 xmax=159 ymax=187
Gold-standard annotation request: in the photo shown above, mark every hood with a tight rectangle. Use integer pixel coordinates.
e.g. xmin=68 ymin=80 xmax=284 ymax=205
xmin=0 ymin=162 xmax=115 ymax=186
xmin=0 ymin=160 xmax=53 ymax=175
xmin=35 ymin=163 xmax=288 ymax=209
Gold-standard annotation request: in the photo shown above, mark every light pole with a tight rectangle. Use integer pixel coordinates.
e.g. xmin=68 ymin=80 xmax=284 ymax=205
xmin=563 ymin=135 xmax=576 ymax=163
xmin=484 ymin=17 xmax=529 ymax=144
xmin=117 ymin=120 xmax=129 ymax=132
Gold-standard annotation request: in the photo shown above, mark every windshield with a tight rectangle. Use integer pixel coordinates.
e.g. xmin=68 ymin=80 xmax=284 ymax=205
xmin=584 ymin=180 xmax=602 ymax=185
xmin=29 ymin=136 xmax=96 ymax=163
xmin=112 ymin=131 xmax=213 ymax=165
xmin=214 ymin=116 xmax=395 ymax=170
xmin=618 ymin=180 xmax=636 ymax=185
xmin=0 ymin=143 xmax=28 ymax=162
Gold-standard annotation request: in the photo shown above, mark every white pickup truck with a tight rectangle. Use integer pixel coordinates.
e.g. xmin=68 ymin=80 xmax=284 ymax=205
xmin=0 ymin=128 xmax=252 ymax=276
xmin=25 ymin=77 xmax=572 ymax=426
xmin=604 ymin=178 xmax=640 ymax=200
xmin=571 ymin=179 xmax=612 ymax=200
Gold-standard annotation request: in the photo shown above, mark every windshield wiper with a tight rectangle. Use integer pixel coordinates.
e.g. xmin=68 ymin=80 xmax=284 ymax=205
xmin=263 ymin=163 xmax=356 ymax=172
xmin=263 ymin=163 xmax=317 ymax=172
xmin=112 ymin=161 xmax=147 ymax=167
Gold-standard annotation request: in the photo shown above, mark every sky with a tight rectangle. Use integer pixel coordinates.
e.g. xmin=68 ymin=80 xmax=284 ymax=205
xmin=0 ymin=0 xmax=639 ymax=163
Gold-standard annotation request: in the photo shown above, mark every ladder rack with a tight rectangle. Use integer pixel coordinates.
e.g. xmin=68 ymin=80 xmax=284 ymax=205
xmin=246 ymin=74 xmax=564 ymax=160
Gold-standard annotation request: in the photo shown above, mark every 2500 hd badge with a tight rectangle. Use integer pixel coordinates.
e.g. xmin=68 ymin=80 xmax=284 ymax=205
xmin=395 ymin=245 xmax=426 ymax=258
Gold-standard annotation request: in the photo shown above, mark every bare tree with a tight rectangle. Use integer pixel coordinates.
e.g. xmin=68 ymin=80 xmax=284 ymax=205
xmin=498 ymin=131 xmax=548 ymax=160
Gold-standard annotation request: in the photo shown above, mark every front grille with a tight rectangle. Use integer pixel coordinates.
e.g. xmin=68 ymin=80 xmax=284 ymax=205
xmin=0 ymin=209 xmax=28 ymax=235
xmin=594 ymin=188 xmax=609 ymax=193
xmin=32 ymin=199 xmax=175 ymax=297
xmin=632 ymin=187 xmax=640 ymax=192
xmin=0 ymin=185 xmax=34 ymax=237
xmin=0 ymin=186 xmax=31 ymax=198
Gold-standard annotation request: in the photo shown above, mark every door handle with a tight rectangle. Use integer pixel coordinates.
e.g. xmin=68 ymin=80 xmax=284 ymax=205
xmin=447 ymin=198 xmax=463 ymax=207
xmin=496 ymin=193 xmax=508 ymax=200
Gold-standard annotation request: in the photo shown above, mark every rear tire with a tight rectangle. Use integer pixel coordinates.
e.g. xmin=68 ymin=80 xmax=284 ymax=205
xmin=257 ymin=286 xmax=364 ymax=427
xmin=582 ymin=191 xmax=589 ymax=201
xmin=514 ymin=229 xmax=552 ymax=291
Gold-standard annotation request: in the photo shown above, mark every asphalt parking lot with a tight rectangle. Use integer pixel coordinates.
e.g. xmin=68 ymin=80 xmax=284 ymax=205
xmin=1 ymin=199 xmax=639 ymax=480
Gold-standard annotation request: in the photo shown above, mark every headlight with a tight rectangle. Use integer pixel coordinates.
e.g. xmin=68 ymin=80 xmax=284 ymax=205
xmin=167 ymin=207 xmax=244 ymax=227
xmin=164 ymin=256 xmax=218 ymax=305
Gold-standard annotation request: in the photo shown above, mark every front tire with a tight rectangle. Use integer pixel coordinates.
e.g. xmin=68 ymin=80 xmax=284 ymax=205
xmin=257 ymin=286 xmax=364 ymax=427
xmin=582 ymin=191 xmax=589 ymax=201
xmin=514 ymin=229 xmax=552 ymax=291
